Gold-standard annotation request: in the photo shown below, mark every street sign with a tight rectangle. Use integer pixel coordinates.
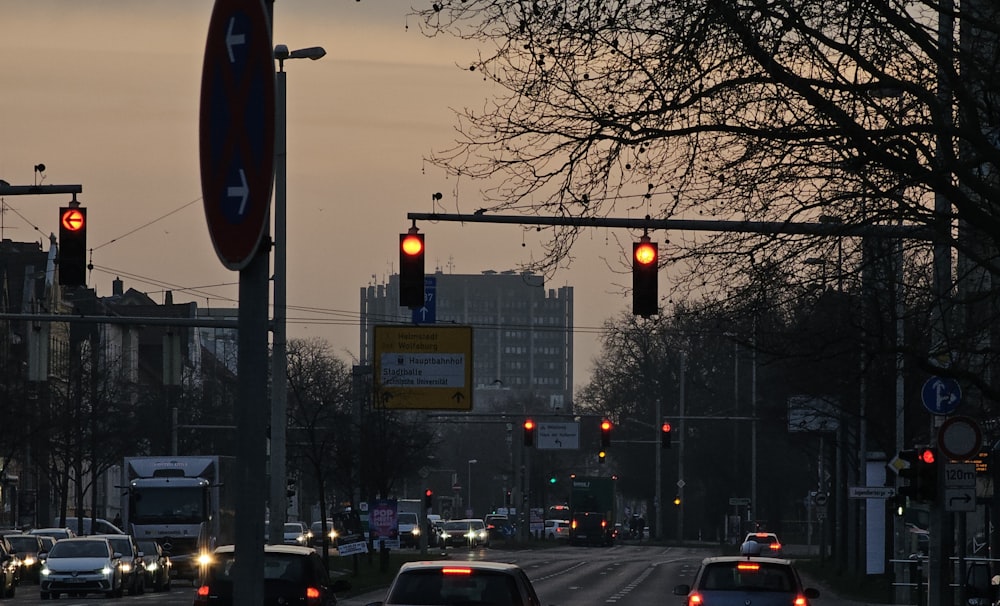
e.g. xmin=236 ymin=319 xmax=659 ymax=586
xmin=944 ymin=463 xmax=976 ymax=488
xmin=729 ymin=497 xmax=751 ymax=506
xmin=412 ymin=276 xmax=436 ymax=324
xmin=939 ymin=416 xmax=982 ymax=461
xmin=921 ymin=376 xmax=962 ymax=415
xmin=199 ymin=0 xmax=275 ymax=270
xmin=373 ymin=325 xmax=473 ymax=410
xmin=945 ymin=488 xmax=976 ymax=512
xmin=537 ymin=422 xmax=580 ymax=450
xmin=848 ymin=486 xmax=896 ymax=499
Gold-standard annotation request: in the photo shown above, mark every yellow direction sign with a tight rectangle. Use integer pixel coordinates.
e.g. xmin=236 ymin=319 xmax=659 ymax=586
xmin=373 ymin=325 xmax=473 ymax=410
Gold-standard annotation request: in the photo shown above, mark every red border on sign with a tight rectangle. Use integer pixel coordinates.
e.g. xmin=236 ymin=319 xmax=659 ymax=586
xmin=938 ymin=415 xmax=982 ymax=461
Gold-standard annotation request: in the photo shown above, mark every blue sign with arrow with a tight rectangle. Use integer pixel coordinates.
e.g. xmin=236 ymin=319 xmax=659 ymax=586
xmin=411 ymin=276 xmax=436 ymax=324
xmin=921 ymin=376 xmax=962 ymax=415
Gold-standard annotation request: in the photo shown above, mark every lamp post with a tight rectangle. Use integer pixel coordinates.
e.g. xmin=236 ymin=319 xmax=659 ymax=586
xmin=269 ymin=43 xmax=325 ymax=547
xmin=468 ymin=459 xmax=478 ymax=516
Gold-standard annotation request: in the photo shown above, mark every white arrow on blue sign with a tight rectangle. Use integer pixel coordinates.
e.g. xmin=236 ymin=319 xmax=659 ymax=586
xmin=921 ymin=376 xmax=962 ymax=415
xmin=411 ymin=276 xmax=436 ymax=324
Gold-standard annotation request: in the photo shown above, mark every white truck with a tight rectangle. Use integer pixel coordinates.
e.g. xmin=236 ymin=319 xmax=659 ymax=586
xmin=122 ymin=456 xmax=235 ymax=582
xmin=397 ymin=498 xmax=423 ymax=548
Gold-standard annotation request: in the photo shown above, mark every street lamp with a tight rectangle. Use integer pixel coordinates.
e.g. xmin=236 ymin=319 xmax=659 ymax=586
xmin=468 ymin=459 xmax=478 ymax=516
xmin=269 ymin=43 xmax=326 ymax=547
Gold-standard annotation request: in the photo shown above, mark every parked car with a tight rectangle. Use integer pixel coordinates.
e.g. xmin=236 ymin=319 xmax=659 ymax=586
xmin=136 ymin=539 xmax=172 ymax=592
xmin=193 ymin=544 xmax=351 ymax=606
xmin=28 ymin=527 xmax=75 ymax=541
xmin=39 ymin=536 xmax=124 ymax=600
xmin=673 ymin=555 xmax=820 ymax=606
xmin=93 ymin=533 xmax=145 ymax=595
xmin=544 ymin=519 xmax=571 ymax=541
xmin=283 ymin=522 xmax=312 ymax=546
xmin=6 ymin=533 xmax=45 ymax=583
xmin=0 ymin=539 xmax=16 ymax=598
xmin=374 ymin=560 xmax=542 ymax=606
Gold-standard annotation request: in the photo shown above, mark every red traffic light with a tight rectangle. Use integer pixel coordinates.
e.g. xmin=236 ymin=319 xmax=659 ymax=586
xmin=632 ymin=235 xmax=658 ymax=317
xmin=524 ymin=419 xmax=535 ymax=431
xmin=661 ymin=423 xmax=672 ymax=433
xmin=401 ymin=232 xmax=424 ymax=257
xmin=61 ymin=208 xmax=86 ymax=232
xmin=634 ymin=239 xmax=657 ymax=265
xmin=919 ymin=448 xmax=935 ymax=464
xmin=523 ymin=418 xmax=536 ymax=447
xmin=425 ymin=488 xmax=433 ymax=497
xmin=601 ymin=420 xmax=612 ymax=431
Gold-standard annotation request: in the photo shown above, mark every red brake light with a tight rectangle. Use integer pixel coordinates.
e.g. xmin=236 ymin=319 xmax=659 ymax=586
xmin=754 ymin=533 xmax=768 ymax=538
xmin=197 ymin=585 xmax=210 ymax=596
xmin=689 ymin=593 xmax=703 ymax=606
xmin=306 ymin=587 xmax=321 ymax=599
xmin=442 ymin=567 xmax=473 ymax=575
xmin=794 ymin=596 xmax=808 ymax=606
xmin=737 ymin=563 xmax=760 ymax=571
xmin=769 ymin=543 xmax=781 ymax=550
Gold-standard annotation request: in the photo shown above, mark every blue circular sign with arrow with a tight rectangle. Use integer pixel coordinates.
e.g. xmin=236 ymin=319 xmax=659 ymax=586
xmin=921 ymin=376 xmax=962 ymax=415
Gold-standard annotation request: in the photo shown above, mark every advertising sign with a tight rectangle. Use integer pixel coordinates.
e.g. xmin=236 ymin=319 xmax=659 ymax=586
xmin=368 ymin=498 xmax=400 ymax=549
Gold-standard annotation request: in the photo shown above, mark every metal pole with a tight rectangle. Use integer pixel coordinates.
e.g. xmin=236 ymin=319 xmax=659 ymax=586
xmin=268 ymin=57 xmax=288 ymax=547
xmin=655 ymin=399 xmax=662 ymax=541
xmin=677 ymin=352 xmax=686 ymax=541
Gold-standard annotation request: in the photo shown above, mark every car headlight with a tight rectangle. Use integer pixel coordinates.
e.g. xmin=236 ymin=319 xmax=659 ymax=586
xmin=147 ymin=562 xmax=158 ymax=572
xmin=23 ymin=556 xmax=36 ymax=567
xmin=121 ymin=563 xmax=131 ymax=573
xmin=40 ymin=567 xmax=50 ymax=577
xmin=102 ymin=566 xmax=113 ymax=576
xmin=412 ymin=528 xmax=421 ymax=536
xmin=197 ymin=552 xmax=213 ymax=566
xmin=296 ymin=535 xmax=307 ymax=544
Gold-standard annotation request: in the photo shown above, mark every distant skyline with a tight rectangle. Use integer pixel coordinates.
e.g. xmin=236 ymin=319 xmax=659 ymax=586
xmin=0 ymin=1 xmax=637 ymax=390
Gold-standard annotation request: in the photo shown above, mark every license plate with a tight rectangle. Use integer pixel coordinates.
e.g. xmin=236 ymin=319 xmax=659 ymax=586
xmin=68 ymin=578 xmax=86 ymax=583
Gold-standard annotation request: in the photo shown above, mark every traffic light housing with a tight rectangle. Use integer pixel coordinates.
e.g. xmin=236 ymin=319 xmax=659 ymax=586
xmin=424 ymin=488 xmax=433 ymax=510
xmin=399 ymin=228 xmax=425 ymax=308
xmin=898 ymin=447 xmax=938 ymax=502
xmin=523 ymin=419 xmax=535 ymax=447
xmin=600 ymin=420 xmax=612 ymax=448
xmin=661 ymin=422 xmax=672 ymax=449
xmin=58 ymin=205 xmax=87 ymax=287
xmin=632 ymin=235 xmax=658 ymax=317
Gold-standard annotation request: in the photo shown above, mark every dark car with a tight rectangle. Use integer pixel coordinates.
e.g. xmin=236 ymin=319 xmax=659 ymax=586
xmin=193 ymin=544 xmax=351 ymax=606
xmin=0 ymin=540 xmax=16 ymax=598
xmin=6 ymin=533 xmax=45 ymax=583
xmin=0 ymin=535 xmax=21 ymax=586
xmin=94 ymin=533 xmax=145 ymax=595
xmin=136 ymin=539 xmax=172 ymax=592
xmin=485 ymin=514 xmax=514 ymax=541
xmin=673 ymin=555 xmax=820 ymax=606
xmin=569 ymin=511 xmax=612 ymax=546
xmin=374 ymin=560 xmax=542 ymax=606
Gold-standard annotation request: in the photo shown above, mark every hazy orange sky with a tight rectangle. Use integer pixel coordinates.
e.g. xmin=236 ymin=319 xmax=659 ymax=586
xmin=1 ymin=1 xmax=637 ymax=390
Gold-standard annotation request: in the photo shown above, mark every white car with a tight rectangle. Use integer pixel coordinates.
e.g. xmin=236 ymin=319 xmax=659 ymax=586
xmin=282 ymin=522 xmax=311 ymax=546
xmin=544 ymin=519 xmax=571 ymax=541
xmin=742 ymin=532 xmax=783 ymax=557
xmin=39 ymin=537 xmax=124 ymax=600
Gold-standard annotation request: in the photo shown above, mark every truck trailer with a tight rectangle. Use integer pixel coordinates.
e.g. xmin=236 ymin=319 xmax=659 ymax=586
xmin=122 ymin=456 xmax=235 ymax=582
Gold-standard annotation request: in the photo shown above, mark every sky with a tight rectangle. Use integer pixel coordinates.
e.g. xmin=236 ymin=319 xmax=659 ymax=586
xmin=0 ymin=1 xmax=634 ymax=391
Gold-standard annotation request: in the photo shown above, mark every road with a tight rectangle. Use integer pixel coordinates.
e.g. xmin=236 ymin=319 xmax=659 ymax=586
xmin=7 ymin=544 xmax=865 ymax=606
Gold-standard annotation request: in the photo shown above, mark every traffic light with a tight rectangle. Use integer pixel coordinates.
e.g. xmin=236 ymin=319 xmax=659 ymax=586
xmin=424 ymin=488 xmax=433 ymax=510
xmin=58 ymin=205 xmax=87 ymax=287
xmin=286 ymin=478 xmax=296 ymax=498
xmin=673 ymin=495 xmax=681 ymax=506
xmin=661 ymin=422 xmax=672 ymax=449
xmin=523 ymin=419 xmax=535 ymax=447
xmin=916 ymin=447 xmax=938 ymax=502
xmin=632 ymin=235 xmax=658 ymax=317
xmin=897 ymin=449 xmax=920 ymax=500
xmin=549 ymin=476 xmax=557 ymax=485
xmin=600 ymin=420 xmax=612 ymax=448
xmin=399 ymin=227 xmax=425 ymax=308
xmin=598 ymin=450 xmax=607 ymax=464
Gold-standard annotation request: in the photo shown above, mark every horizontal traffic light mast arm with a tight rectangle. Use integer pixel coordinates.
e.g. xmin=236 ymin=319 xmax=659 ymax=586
xmin=0 ymin=184 xmax=82 ymax=196
xmin=0 ymin=312 xmax=238 ymax=328
xmin=406 ymin=213 xmax=934 ymax=240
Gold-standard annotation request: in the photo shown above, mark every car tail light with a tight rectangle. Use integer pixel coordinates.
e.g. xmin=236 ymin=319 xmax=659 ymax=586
xmin=306 ymin=586 xmax=323 ymax=604
xmin=769 ymin=543 xmax=781 ymax=551
xmin=193 ymin=584 xmax=211 ymax=606
xmin=737 ymin=563 xmax=760 ymax=571
xmin=794 ymin=595 xmax=808 ymax=606
xmin=442 ymin=567 xmax=473 ymax=575
xmin=688 ymin=592 xmax=703 ymax=606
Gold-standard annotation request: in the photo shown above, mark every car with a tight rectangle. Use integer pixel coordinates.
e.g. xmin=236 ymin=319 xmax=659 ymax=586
xmin=374 ymin=560 xmax=542 ymax=606
xmin=569 ymin=511 xmax=612 ymax=546
xmin=673 ymin=555 xmax=820 ymax=606
xmin=93 ymin=533 xmax=146 ymax=595
xmin=439 ymin=519 xmax=488 ymax=548
xmin=743 ymin=532 xmax=783 ymax=557
xmin=283 ymin=522 xmax=312 ymax=546
xmin=29 ymin=527 xmax=76 ymax=541
xmin=485 ymin=514 xmax=514 ymax=540
xmin=0 ymin=539 xmax=16 ymax=598
xmin=6 ymin=533 xmax=45 ymax=583
xmin=193 ymin=544 xmax=351 ymax=606
xmin=58 ymin=517 xmax=125 ymax=536
xmin=543 ymin=519 xmax=570 ymax=541
xmin=39 ymin=536 xmax=124 ymax=600
xmin=136 ymin=539 xmax=172 ymax=592
xmin=398 ymin=512 xmax=421 ymax=548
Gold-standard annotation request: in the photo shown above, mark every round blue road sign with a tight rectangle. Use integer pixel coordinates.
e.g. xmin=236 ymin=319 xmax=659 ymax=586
xmin=921 ymin=376 xmax=962 ymax=415
xmin=199 ymin=0 xmax=275 ymax=270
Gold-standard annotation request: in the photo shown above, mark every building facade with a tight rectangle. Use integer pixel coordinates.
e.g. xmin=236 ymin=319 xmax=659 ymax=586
xmin=359 ymin=269 xmax=574 ymax=411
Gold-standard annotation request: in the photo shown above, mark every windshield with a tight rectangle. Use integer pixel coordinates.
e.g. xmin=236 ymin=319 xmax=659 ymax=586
xmin=137 ymin=541 xmax=158 ymax=554
xmin=6 ymin=536 xmax=40 ymax=552
xmin=49 ymin=540 xmax=109 ymax=559
xmin=131 ymin=485 xmax=207 ymax=524
xmin=105 ymin=537 xmax=134 ymax=556
xmin=398 ymin=513 xmax=418 ymax=525
xmin=283 ymin=523 xmax=303 ymax=533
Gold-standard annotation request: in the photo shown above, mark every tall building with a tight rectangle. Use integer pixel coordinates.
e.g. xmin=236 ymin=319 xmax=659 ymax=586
xmin=359 ymin=269 xmax=574 ymax=411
